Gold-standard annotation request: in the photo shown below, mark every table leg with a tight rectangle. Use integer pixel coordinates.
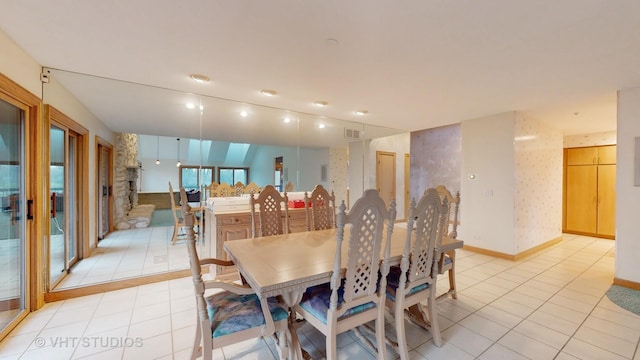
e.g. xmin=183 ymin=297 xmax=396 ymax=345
xmin=406 ymin=304 xmax=429 ymax=328
xmin=279 ymin=290 xmax=306 ymax=360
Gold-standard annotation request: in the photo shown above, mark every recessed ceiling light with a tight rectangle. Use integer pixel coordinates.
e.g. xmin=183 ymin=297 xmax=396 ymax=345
xmin=189 ymin=74 xmax=210 ymax=83
xmin=240 ymin=111 xmax=248 ymax=117
xmin=355 ymin=110 xmax=368 ymax=116
xmin=318 ymin=123 xmax=326 ymax=129
xmin=186 ymin=103 xmax=195 ymax=109
xmin=283 ymin=117 xmax=291 ymax=123
xmin=261 ymin=89 xmax=277 ymax=96
xmin=314 ymin=101 xmax=329 ymax=107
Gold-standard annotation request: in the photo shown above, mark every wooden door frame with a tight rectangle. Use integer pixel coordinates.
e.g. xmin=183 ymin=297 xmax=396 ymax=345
xmin=95 ymin=136 xmax=114 ymax=244
xmin=45 ymin=105 xmax=89 ymax=290
xmin=375 ymin=150 xmax=396 ymax=208
xmin=0 ymin=73 xmax=43 ymax=338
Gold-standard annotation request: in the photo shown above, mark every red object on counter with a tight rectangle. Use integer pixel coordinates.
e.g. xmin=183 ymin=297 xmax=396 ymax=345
xmin=288 ymin=200 xmax=309 ymax=208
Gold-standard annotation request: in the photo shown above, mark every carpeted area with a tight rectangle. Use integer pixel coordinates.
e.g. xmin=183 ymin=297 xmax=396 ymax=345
xmin=606 ymin=285 xmax=640 ymax=315
xmin=149 ymin=209 xmax=174 ymax=227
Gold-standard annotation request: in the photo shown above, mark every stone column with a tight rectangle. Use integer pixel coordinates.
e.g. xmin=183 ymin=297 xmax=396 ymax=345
xmin=114 ymin=133 xmax=139 ymax=230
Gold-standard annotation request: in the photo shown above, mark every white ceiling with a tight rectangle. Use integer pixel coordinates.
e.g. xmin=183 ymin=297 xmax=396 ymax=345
xmin=2 ymin=0 xmax=638 ymax=136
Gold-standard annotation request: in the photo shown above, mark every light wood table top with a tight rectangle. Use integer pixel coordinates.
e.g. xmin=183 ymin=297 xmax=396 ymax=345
xmin=224 ymin=227 xmax=463 ymax=298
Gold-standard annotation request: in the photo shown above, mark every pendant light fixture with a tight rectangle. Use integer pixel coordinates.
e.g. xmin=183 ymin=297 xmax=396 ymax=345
xmin=155 ymin=136 xmax=160 ymax=165
xmin=176 ymin=138 xmax=181 ymax=167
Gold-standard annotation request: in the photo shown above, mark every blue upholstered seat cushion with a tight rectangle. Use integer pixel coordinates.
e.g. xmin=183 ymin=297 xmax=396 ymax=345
xmin=205 ymin=291 xmax=288 ymax=338
xmin=386 ymin=266 xmax=430 ymax=302
xmin=298 ymin=282 xmax=376 ymax=325
xmin=443 ymin=254 xmax=453 ymax=266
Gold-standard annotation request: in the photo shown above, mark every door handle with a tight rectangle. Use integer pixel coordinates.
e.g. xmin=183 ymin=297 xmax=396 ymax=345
xmin=27 ymin=199 xmax=33 ymax=220
xmin=51 ymin=192 xmax=57 ymax=218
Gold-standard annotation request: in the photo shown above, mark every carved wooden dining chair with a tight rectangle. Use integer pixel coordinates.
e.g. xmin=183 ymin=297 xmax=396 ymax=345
xmin=168 ymin=181 xmax=200 ymax=245
xmin=213 ymin=182 xmax=234 ymax=197
xmin=178 ymin=189 xmax=290 ymax=360
xmin=294 ymin=189 xmax=396 ymax=360
xmin=233 ymin=181 xmax=245 ymax=196
xmin=208 ymin=181 xmax=219 ymax=197
xmin=435 ymin=185 xmax=461 ymax=300
xmin=385 ymin=188 xmax=446 ymax=358
xmin=243 ymin=182 xmax=261 ymax=196
xmin=250 ymin=184 xmax=289 ymax=238
xmin=304 ymin=184 xmax=336 ymax=231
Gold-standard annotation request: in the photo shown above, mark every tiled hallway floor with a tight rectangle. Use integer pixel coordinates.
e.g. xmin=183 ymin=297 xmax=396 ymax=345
xmin=2 ymin=233 xmax=639 ymax=359
xmin=55 ymin=226 xmax=190 ymax=289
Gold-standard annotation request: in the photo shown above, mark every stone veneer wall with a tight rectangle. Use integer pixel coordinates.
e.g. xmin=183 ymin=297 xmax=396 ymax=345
xmin=114 ymin=133 xmax=139 ymax=229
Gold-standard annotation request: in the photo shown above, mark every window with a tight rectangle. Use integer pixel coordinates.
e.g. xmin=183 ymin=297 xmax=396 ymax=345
xmin=179 ymin=166 xmax=214 ymax=190
xmin=218 ymin=167 xmax=249 ymax=185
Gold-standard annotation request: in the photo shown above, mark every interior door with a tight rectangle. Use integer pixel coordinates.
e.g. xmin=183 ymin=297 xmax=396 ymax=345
xmin=97 ymin=143 xmax=111 ymax=240
xmin=376 ymin=151 xmax=396 ymax=208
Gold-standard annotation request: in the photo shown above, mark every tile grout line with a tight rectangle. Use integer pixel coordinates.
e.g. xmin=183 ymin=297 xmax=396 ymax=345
xmin=451 ymin=236 xmax=611 ymax=359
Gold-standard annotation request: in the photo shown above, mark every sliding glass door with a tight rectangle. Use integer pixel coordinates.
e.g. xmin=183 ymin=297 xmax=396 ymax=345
xmin=49 ymin=124 xmax=80 ymax=287
xmin=0 ymin=98 xmax=27 ymax=333
xmin=49 ymin=125 xmax=66 ymax=285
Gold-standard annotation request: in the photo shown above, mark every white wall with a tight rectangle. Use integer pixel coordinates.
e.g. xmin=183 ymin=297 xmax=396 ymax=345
xmin=564 ymin=131 xmax=616 ymax=148
xmin=43 ymin=70 xmax=115 ymax=250
xmin=460 ymin=112 xmax=516 ymax=254
xmin=369 ymin=132 xmax=410 ymax=219
xmin=138 ymin=160 xmax=180 ymax=193
xmin=348 ymin=140 xmax=367 ymax=209
xmin=0 ymin=30 xmax=41 ymax=96
xmin=297 ymin=147 xmax=330 ymax=192
xmin=249 ymin=145 xmax=299 ymax=189
xmin=1 ymin=29 xmax=115 ymax=251
xmin=513 ymin=114 xmax=563 ymax=252
xmin=615 ymin=87 xmax=640 ymax=283
xmin=329 ymin=146 xmax=349 ymax=205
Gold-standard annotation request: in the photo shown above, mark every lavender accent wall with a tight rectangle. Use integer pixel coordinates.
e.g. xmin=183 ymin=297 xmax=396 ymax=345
xmin=409 ymin=124 xmax=461 ymax=200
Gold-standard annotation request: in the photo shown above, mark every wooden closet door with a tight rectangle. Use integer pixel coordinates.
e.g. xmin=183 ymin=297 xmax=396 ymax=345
xmin=567 ymin=147 xmax=597 ymax=165
xmin=566 ymin=165 xmax=597 ymax=233
xmin=598 ymin=145 xmax=616 ymax=165
xmin=597 ymin=164 xmax=616 ymax=237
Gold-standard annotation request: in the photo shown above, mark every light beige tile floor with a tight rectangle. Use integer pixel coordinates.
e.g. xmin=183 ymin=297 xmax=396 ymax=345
xmin=2 ymin=233 xmax=639 ymax=359
xmin=56 ymin=226 xmax=190 ymax=290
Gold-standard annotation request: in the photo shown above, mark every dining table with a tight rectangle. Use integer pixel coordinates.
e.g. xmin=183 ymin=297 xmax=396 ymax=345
xmin=224 ymin=226 xmax=463 ymax=359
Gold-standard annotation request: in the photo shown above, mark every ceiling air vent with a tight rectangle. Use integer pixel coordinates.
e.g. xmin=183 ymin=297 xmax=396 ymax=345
xmin=344 ymin=128 xmax=362 ymax=140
